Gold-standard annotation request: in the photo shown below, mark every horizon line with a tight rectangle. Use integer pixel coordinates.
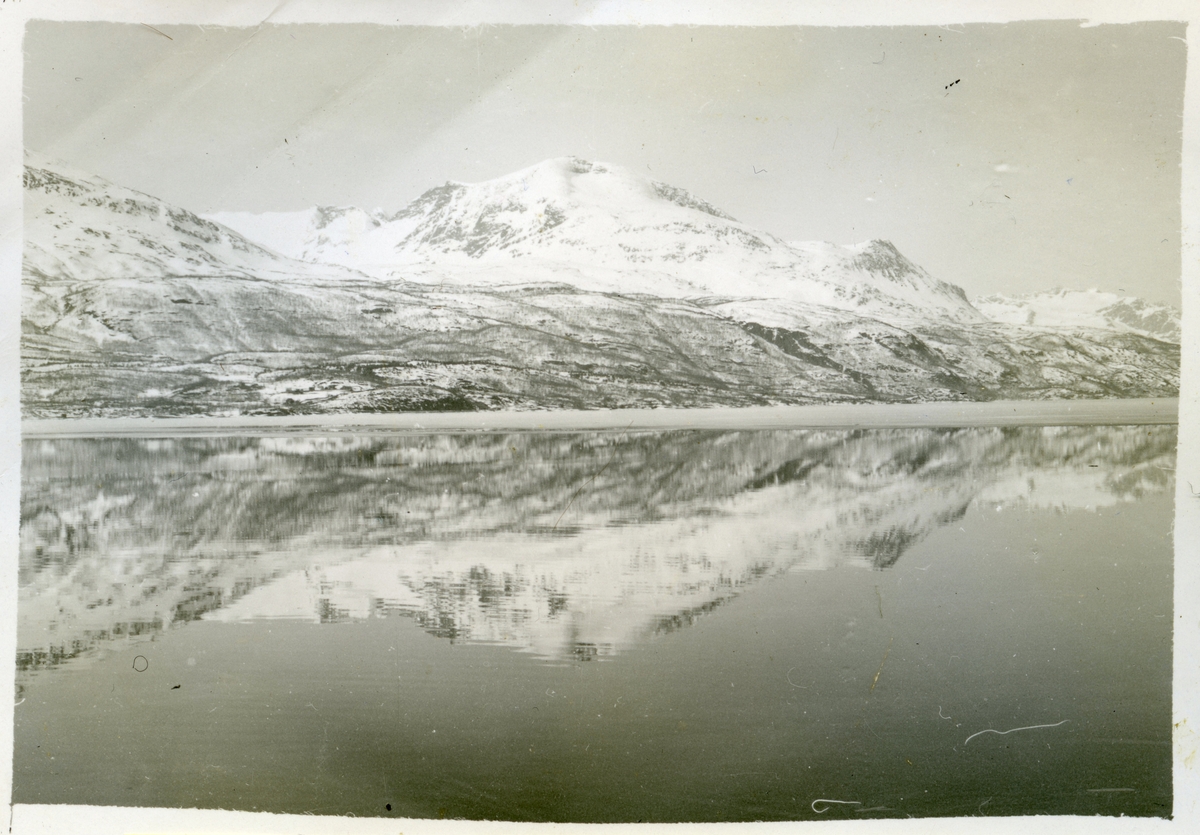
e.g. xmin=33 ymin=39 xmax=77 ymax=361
xmin=20 ymin=398 xmax=1180 ymax=439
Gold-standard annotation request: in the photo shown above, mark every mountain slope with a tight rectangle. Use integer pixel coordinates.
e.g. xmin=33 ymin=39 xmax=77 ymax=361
xmin=23 ymin=153 xmax=360 ymax=283
xmin=22 ymin=271 xmax=1179 ymax=418
xmin=209 ymin=157 xmax=985 ymax=325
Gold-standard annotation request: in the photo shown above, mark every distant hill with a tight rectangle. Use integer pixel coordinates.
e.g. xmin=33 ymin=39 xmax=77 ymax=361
xmin=975 ymin=288 xmax=1180 ymax=343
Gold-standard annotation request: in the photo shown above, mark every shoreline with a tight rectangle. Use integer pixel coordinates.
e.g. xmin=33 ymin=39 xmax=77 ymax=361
xmin=19 ymin=398 xmax=1180 ymax=438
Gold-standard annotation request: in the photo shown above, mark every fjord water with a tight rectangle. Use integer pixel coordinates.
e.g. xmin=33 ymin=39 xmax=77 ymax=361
xmin=15 ymin=426 xmax=1174 ymax=821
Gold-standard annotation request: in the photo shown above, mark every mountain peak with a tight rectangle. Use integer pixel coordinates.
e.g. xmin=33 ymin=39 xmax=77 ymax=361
xmin=849 ymin=239 xmax=927 ymax=281
xmin=439 ymin=157 xmax=739 ymax=223
xmin=451 ymin=156 xmax=618 ymax=193
xmin=522 ymin=155 xmax=601 ymax=177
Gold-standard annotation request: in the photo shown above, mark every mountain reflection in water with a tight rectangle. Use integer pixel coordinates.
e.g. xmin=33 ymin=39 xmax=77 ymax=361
xmin=18 ymin=426 xmax=1175 ymax=668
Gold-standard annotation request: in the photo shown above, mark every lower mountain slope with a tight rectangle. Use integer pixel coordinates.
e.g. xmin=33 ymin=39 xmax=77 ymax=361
xmin=22 ymin=273 xmax=1178 ymax=418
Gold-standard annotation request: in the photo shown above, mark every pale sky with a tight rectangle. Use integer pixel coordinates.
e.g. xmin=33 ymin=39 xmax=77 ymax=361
xmin=24 ymin=20 xmax=1185 ymax=305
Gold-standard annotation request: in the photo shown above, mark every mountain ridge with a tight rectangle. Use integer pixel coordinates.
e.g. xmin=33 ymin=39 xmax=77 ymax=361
xmin=22 ymin=155 xmax=1180 ymax=416
xmin=975 ymin=288 xmax=1180 ymax=342
xmin=23 ymin=151 xmax=367 ymax=284
xmin=207 ymin=156 xmax=986 ymax=326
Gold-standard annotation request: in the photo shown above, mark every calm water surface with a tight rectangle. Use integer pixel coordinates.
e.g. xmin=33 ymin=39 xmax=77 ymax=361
xmin=14 ymin=426 xmax=1174 ymax=820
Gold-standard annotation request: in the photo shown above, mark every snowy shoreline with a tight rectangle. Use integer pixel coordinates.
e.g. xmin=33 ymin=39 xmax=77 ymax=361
xmin=21 ymin=397 xmax=1179 ymax=438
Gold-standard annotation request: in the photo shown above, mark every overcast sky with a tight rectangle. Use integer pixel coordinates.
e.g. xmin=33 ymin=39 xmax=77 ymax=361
xmin=24 ymin=20 xmax=1185 ymax=304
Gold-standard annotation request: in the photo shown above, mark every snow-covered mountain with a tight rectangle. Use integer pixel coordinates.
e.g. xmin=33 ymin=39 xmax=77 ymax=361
xmin=22 ymin=152 xmax=358 ymax=283
xmin=209 ymin=157 xmax=985 ymax=325
xmin=22 ymin=156 xmax=1180 ymax=416
xmin=975 ymin=288 xmax=1180 ymax=342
